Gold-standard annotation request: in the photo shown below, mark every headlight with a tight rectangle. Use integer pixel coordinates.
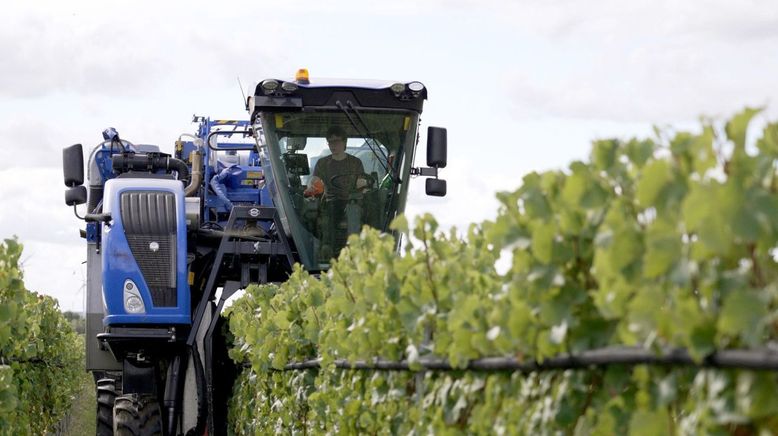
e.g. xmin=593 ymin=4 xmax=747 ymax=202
xmin=125 ymin=296 xmax=144 ymax=313
xmin=281 ymin=81 xmax=298 ymax=92
xmin=123 ymin=280 xmax=146 ymax=314
xmin=261 ymin=79 xmax=279 ymax=94
xmin=407 ymin=81 xmax=424 ymax=92
xmin=407 ymin=81 xmax=425 ymax=98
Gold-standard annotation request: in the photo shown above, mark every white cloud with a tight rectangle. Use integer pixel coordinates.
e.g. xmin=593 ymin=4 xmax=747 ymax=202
xmin=0 ymin=116 xmax=90 ymax=171
xmin=18 ymin=240 xmax=86 ymax=313
xmin=486 ymin=0 xmax=778 ymax=42
xmin=0 ymin=12 xmax=169 ymax=98
xmin=0 ymin=1 xmax=291 ymax=99
xmin=405 ymin=155 xmax=519 ymax=233
xmin=0 ymin=167 xmax=81 ymax=246
xmin=497 ymin=0 xmax=778 ymax=122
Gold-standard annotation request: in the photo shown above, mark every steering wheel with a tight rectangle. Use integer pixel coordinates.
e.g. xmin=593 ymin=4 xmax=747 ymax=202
xmin=328 ymin=172 xmax=376 ymax=196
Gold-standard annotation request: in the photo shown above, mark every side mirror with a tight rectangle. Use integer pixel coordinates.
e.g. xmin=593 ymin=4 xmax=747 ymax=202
xmin=425 ymin=178 xmax=446 ymax=197
xmin=412 ymin=126 xmax=448 ymax=197
xmin=426 ymin=127 xmax=447 ymax=168
xmin=63 ymin=144 xmax=84 ymax=187
xmin=65 ymin=186 xmax=87 ymax=206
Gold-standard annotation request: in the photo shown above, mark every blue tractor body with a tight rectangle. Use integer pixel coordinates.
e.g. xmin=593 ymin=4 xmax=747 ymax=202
xmin=101 ymin=178 xmax=191 ymax=326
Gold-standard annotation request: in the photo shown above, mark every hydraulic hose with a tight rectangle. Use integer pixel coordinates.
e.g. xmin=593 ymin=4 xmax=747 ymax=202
xmin=191 ymin=345 xmax=208 ymax=436
xmin=112 ymin=153 xmax=190 ymax=182
xmin=164 ymin=355 xmax=184 ymax=435
xmin=164 ymin=156 xmax=190 ymax=182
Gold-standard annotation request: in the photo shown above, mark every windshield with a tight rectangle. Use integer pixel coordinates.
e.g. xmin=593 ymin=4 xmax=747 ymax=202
xmin=258 ymin=109 xmax=419 ymax=269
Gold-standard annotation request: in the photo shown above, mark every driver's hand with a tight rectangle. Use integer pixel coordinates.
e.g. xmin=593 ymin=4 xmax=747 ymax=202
xmin=356 ymin=177 xmax=368 ymax=190
xmin=304 ymin=177 xmax=324 ymax=197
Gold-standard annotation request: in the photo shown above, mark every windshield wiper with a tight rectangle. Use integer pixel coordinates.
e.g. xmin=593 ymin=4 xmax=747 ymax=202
xmin=340 ymin=101 xmax=406 ymax=230
xmin=335 ymin=101 xmax=395 ymax=183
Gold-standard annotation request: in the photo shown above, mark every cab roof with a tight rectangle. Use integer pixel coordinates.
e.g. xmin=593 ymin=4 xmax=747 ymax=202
xmin=250 ymin=76 xmax=428 ymax=120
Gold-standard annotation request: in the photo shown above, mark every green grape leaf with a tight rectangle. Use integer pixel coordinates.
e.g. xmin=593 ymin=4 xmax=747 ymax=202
xmin=629 ymin=409 xmax=671 ymax=436
xmin=756 ymin=122 xmax=778 ymax=156
xmin=717 ymin=291 xmax=766 ymax=346
xmin=725 ymin=107 xmax=762 ymax=155
xmin=624 ymin=138 xmax=655 ymax=168
xmin=636 ymin=160 xmax=672 ymax=208
xmin=531 ymin=222 xmax=555 ymax=264
xmin=690 ymin=126 xmax=717 ymax=174
xmin=643 ymin=219 xmax=681 ymax=278
xmin=592 ymin=139 xmax=618 ymax=171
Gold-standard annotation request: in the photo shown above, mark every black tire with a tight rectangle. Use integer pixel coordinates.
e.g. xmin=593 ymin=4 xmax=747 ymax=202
xmin=113 ymin=394 xmax=163 ymax=436
xmin=96 ymin=378 xmax=119 ymax=436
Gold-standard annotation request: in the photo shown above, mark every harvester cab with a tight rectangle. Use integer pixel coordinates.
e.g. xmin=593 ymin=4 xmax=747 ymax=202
xmin=61 ymin=69 xmax=447 ymax=435
xmin=250 ymin=70 xmax=448 ymax=269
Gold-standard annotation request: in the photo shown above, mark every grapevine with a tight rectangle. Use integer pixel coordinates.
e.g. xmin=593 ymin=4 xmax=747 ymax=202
xmin=0 ymin=238 xmax=83 ymax=434
xmin=226 ymin=108 xmax=778 ymax=434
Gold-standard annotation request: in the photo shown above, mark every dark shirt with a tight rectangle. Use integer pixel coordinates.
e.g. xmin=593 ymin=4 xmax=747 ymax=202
xmin=313 ymin=154 xmax=365 ymax=200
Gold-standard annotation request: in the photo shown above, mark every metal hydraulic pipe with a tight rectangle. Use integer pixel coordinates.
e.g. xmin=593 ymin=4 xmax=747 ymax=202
xmin=184 ymin=150 xmax=203 ymax=197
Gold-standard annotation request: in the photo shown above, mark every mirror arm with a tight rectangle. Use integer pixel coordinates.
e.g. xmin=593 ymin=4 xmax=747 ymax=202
xmin=73 ymin=205 xmax=85 ymax=221
xmin=85 ymin=213 xmax=112 ymax=224
xmin=410 ymin=167 xmax=439 ymax=178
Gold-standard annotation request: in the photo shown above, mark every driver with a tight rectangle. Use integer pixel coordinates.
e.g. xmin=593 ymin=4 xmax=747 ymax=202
xmin=304 ymin=126 xmax=367 ymax=199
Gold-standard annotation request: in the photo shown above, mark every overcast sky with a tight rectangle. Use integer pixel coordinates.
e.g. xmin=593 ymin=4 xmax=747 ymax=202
xmin=2 ymin=0 xmax=777 ymax=311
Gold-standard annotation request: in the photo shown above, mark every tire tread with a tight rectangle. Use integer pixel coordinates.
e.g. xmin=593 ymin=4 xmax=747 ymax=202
xmin=113 ymin=393 xmax=162 ymax=436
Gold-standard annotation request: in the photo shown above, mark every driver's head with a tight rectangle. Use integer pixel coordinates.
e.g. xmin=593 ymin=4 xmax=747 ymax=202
xmin=326 ymin=126 xmax=347 ymax=154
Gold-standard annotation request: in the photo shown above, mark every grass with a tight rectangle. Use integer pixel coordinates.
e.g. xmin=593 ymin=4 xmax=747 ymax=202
xmin=57 ymin=371 xmax=96 ymax=435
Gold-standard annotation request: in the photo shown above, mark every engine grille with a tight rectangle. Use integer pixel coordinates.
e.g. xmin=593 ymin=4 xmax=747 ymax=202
xmin=121 ymin=191 xmax=178 ymax=307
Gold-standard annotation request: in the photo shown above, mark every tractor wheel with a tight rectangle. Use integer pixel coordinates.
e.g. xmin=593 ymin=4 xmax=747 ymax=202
xmin=96 ymin=377 xmax=119 ymax=436
xmin=113 ymin=394 xmax=163 ymax=436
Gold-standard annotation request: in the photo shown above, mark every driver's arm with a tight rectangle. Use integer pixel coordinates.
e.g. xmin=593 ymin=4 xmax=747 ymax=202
xmin=304 ymin=162 xmax=325 ymax=197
